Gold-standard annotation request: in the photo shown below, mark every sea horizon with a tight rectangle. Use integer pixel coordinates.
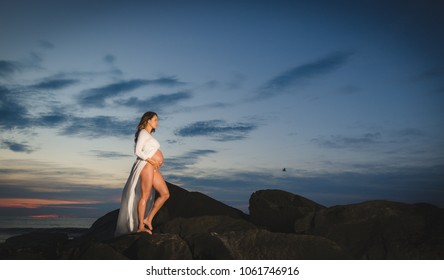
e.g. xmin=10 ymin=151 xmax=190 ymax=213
xmin=0 ymin=215 xmax=97 ymax=243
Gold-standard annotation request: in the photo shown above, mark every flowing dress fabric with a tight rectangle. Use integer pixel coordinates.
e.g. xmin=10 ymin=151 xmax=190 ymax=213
xmin=114 ymin=159 xmax=155 ymax=237
xmin=114 ymin=130 xmax=159 ymax=237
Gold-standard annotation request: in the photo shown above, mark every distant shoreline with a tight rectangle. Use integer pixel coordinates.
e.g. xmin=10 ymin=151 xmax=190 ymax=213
xmin=0 ymin=227 xmax=90 ymax=244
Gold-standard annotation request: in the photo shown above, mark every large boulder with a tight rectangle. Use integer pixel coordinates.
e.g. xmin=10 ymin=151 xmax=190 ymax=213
xmin=189 ymin=229 xmax=350 ymax=259
xmin=81 ymin=182 xmax=248 ymax=241
xmin=110 ymin=233 xmax=192 ymax=260
xmin=156 ymin=215 xmax=257 ymax=238
xmin=152 ymin=182 xmax=247 ymax=227
xmin=0 ymin=232 xmax=68 ymax=259
xmin=295 ymin=200 xmax=444 ymax=259
xmin=81 ymin=208 xmax=119 ymax=242
xmin=249 ymin=189 xmax=325 ymax=232
xmin=66 ymin=240 xmax=128 ymax=260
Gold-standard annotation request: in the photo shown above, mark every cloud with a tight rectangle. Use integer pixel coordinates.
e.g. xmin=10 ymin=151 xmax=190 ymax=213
xmin=172 ymin=102 xmax=232 ymax=114
xmin=414 ymin=66 xmax=444 ymax=95
xmin=31 ymin=78 xmax=79 ymax=90
xmin=33 ymin=111 xmax=135 ymax=139
xmin=0 ymin=53 xmax=44 ymax=78
xmin=33 ymin=112 xmax=70 ymax=127
xmin=1 ymin=140 xmax=36 ymax=153
xmin=395 ymin=128 xmax=424 ymax=138
xmin=175 ymin=120 xmax=258 ymax=142
xmin=0 ymin=86 xmax=30 ymax=129
xmin=78 ymin=77 xmax=185 ymax=107
xmin=258 ymin=51 xmax=353 ymax=98
xmin=38 ymin=40 xmax=55 ymax=50
xmin=90 ymin=150 xmax=132 ymax=159
xmin=0 ymin=159 xmax=125 ymax=217
xmin=0 ymin=198 xmax=100 ymax=209
xmin=103 ymin=54 xmax=116 ymax=64
xmin=163 ymin=149 xmax=217 ymax=171
xmin=115 ymin=91 xmax=192 ymax=112
xmin=60 ymin=115 xmax=135 ymax=138
xmin=0 ymin=84 xmax=136 ymax=139
xmin=311 ymin=132 xmax=382 ymax=149
xmin=0 ymin=60 xmax=21 ymax=77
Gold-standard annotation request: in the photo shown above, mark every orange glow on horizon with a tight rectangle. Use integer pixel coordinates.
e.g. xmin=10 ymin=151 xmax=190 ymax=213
xmin=30 ymin=214 xmax=62 ymax=219
xmin=0 ymin=198 xmax=100 ymax=209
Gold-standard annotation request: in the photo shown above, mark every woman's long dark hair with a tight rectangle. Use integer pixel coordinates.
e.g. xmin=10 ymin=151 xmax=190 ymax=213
xmin=135 ymin=111 xmax=157 ymax=143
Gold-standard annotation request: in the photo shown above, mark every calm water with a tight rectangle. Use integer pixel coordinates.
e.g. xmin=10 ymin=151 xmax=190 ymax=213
xmin=0 ymin=216 xmax=97 ymax=243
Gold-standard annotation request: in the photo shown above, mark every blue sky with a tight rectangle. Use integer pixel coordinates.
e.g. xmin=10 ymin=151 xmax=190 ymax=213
xmin=1 ymin=0 xmax=443 ymax=218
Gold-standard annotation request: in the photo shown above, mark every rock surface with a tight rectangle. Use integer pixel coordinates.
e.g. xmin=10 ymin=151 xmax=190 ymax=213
xmin=249 ymin=189 xmax=325 ymax=232
xmin=294 ymin=200 xmax=444 ymax=259
xmin=1 ymin=182 xmax=443 ymax=260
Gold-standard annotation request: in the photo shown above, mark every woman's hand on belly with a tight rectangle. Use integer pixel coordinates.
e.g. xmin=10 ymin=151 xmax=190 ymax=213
xmin=149 ymin=150 xmax=164 ymax=169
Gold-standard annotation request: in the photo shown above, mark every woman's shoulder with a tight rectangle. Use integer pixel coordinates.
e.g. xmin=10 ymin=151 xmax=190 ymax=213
xmin=137 ymin=129 xmax=151 ymax=139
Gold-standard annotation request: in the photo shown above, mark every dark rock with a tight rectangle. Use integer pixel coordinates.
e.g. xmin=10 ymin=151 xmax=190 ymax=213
xmin=70 ymin=241 xmax=128 ymax=260
xmin=112 ymin=233 xmax=192 ymax=260
xmin=81 ymin=208 xmax=119 ymax=242
xmin=192 ymin=229 xmax=349 ymax=259
xmin=249 ymin=189 xmax=325 ymax=232
xmin=0 ymin=232 xmax=68 ymax=259
xmin=153 ymin=182 xmax=247 ymax=228
xmin=156 ymin=215 xmax=257 ymax=259
xmin=157 ymin=215 xmax=257 ymax=237
xmin=296 ymin=200 xmax=444 ymax=259
xmin=187 ymin=233 xmax=234 ymax=259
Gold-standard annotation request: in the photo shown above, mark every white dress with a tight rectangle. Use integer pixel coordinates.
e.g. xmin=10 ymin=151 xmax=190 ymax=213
xmin=114 ymin=130 xmax=160 ymax=237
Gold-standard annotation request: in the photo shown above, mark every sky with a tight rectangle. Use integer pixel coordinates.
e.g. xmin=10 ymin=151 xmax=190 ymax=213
xmin=1 ymin=0 xmax=443 ymax=219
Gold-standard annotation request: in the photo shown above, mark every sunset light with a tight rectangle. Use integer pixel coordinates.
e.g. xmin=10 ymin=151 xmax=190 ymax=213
xmin=0 ymin=198 xmax=100 ymax=209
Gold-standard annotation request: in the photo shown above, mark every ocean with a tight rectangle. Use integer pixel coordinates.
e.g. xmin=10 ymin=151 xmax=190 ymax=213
xmin=0 ymin=216 xmax=97 ymax=243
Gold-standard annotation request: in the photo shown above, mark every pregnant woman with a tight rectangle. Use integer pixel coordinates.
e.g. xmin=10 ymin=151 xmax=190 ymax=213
xmin=115 ymin=111 xmax=170 ymax=236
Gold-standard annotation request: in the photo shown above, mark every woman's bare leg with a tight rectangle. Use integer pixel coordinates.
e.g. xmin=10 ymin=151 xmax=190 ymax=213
xmin=144 ymin=171 xmax=170 ymax=230
xmin=137 ymin=163 xmax=154 ymax=234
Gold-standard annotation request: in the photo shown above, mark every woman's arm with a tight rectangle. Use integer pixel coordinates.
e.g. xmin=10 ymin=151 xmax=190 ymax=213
xmin=135 ymin=130 xmax=160 ymax=162
xmin=135 ymin=130 xmax=149 ymax=160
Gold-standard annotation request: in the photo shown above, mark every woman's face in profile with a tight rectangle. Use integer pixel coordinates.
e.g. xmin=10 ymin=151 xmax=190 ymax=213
xmin=148 ymin=115 xmax=158 ymax=129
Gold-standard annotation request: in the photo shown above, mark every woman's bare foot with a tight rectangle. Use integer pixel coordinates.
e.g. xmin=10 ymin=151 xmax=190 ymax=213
xmin=143 ymin=218 xmax=153 ymax=231
xmin=137 ymin=227 xmax=152 ymax=235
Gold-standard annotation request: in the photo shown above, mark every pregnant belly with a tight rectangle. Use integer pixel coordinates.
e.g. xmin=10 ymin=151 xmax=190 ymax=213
xmin=151 ymin=149 xmax=164 ymax=166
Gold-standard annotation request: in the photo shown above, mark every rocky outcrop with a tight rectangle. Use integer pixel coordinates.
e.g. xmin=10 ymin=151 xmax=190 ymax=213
xmin=81 ymin=209 xmax=119 ymax=242
xmin=294 ymin=200 xmax=444 ymax=259
xmin=1 ymin=182 xmax=443 ymax=260
xmin=249 ymin=189 xmax=325 ymax=232
xmin=187 ymin=229 xmax=349 ymax=259
xmin=153 ymin=182 xmax=248 ymax=227
xmin=0 ymin=232 xmax=68 ymax=259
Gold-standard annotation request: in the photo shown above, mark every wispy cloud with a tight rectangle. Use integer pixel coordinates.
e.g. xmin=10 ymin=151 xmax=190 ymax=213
xmin=31 ymin=78 xmax=79 ymax=90
xmin=414 ymin=66 xmax=444 ymax=95
xmin=0 ymin=60 xmax=21 ymax=77
xmin=115 ymin=91 xmax=192 ymax=112
xmin=258 ymin=51 xmax=353 ymax=98
xmin=33 ymin=111 xmax=69 ymax=127
xmin=0 ymin=198 xmax=100 ymax=209
xmin=311 ymin=132 xmax=382 ymax=149
xmin=78 ymin=77 xmax=185 ymax=107
xmin=0 ymin=86 xmax=30 ymax=129
xmin=38 ymin=40 xmax=55 ymax=50
xmin=103 ymin=54 xmax=116 ymax=64
xmin=1 ymin=140 xmax=36 ymax=153
xmin=90 ymin=150 xmax=132 ymax=159
xmin=175 ymin=120 xmax=258 ymax=142
xmin=163 ymin=149 xmax=217 ymax=171
xmin=0 ymin=83 xmax=137 ymax=139
xmin=60 ymin=115 xmax=135 ymax=138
